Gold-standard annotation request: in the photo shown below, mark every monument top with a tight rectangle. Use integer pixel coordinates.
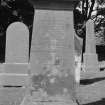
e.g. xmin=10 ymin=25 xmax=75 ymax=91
xmin=28 ymin=0 xmax=78 ymax=10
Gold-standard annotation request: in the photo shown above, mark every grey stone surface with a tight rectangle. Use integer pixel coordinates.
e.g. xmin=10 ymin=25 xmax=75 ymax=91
xmin=3 ymin=63 xmax=29 ymax=74
xmin=0 ymin=87 xmax=25 ymax=105
xmin=6 ymin=22 xmax=29 ymax=63
xmin=30 ymin=9 xmax=76 ymax=102
xmin=0 ymin=73 xmax=29 ymax=86
xmin=0 ymin=22 xmax=29 ymax=86
xmin=30 ymin=10 xmax=75 ymax=76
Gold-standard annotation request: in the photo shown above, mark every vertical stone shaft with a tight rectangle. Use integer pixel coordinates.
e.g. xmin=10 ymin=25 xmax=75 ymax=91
xmin=83 ymin=20 xmax=99 ymax=73
xmin=30 ymin=10 xmax=77 ymax=102
xmin=86 ymin=20 xmax=96 ymax=53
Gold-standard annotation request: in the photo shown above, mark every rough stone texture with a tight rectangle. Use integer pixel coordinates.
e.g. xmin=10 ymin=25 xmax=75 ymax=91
xmin=30 ymin=9 xmax=76 ymax=103
xmin=3 ymin=63 xmax=29 ymax=74
xmin=80 ymin=70 xmax=105 ymax=80
xmin=85 ymin=20 xmax=96 ymax=53
xmin=6 ymin=22 xmax=29 ymax=63
xmin=21 ymin=97 xmax=77 ymax=105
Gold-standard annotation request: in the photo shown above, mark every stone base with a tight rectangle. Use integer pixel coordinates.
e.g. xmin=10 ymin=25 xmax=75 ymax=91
xmin=0 ymin=63 xmax=30 ymax=86
xmin=0 ymin=73 xmax=29 ymax=86
xmin=83 ymin=53 xmax=99 ymax=73
xmin=20 ymin=94 xmax=78 ymax=105
xmin=3 ymin=63 xmax=29 ymax=74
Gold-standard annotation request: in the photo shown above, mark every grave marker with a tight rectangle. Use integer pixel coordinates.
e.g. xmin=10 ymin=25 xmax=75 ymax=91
xmin=6 ymin=22 xmax=29 ymax=63
xmin=0 ymin=22 xmax=29 ymax=86
xmin=30 ymin=9 xmax=76 ymax=103
xmin=83 ymin=20 xmax=99 ymax=73
xmin=30 ymin=10 xmax=75 ymax=76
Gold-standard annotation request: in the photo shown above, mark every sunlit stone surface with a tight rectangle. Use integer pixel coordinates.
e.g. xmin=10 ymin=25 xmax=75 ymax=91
xmin=30 ymin=10 xmax=76 ymax=103
xmin=6 ymin=22 xmax=29 ymax=63
xmin=0 ymin=22 xmax=29 ymax=86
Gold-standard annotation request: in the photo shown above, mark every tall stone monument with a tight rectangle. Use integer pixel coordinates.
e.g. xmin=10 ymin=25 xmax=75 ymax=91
xmin=0 ymin=22 xmax=29 ymax=86
xmin=20 ymin=1 xmax=78 ymax=105
xmin=83 ymin=20 xmax=99 ymax=73
xmin=29 ymin=10 xmax=77 ymax=105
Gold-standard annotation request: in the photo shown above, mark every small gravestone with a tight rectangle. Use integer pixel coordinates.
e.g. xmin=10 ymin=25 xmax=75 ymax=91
xmin=83 ymin=20 xmax=99 ymax=73
xmin=6 ymin=22 xmax=29 ymax=63
xmin=0 ymin=22 xmax=29 ymax=86
xmin=29 ymin=10 xmax=76 ymax=104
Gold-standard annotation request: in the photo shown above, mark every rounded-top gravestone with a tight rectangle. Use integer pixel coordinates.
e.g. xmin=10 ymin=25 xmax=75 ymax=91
xmin=6 ymin=22 xmax=29 ymax=63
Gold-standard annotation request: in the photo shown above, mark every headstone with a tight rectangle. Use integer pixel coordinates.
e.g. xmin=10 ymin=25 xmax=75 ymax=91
xmin=30 ymin=10 xmax=75 ymax=75
xmin=0 ymin=22 xmax=29 ymax=86
xmin=30 ymin=10 xmax=76 ymax=103
xmin=6 ymin=22 xmax=29 ymax=63
xmin=83 ymin=20 xmax=99 ymax=73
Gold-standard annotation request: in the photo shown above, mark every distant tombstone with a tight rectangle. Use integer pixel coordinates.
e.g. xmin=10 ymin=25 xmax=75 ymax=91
xmin=6 ymin=22 xmax=29 ymax=63
xmin=30 ymin=10 xmax=76 ymax=102
xmin=83 ymin=20 xmax=99 ymax=73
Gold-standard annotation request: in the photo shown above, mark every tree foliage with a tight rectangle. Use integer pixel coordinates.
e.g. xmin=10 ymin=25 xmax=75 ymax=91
xmin=74 ymin=0 xmax=105 ymax=45
xmin=0 ymin=0 xmax=34 ymax=32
